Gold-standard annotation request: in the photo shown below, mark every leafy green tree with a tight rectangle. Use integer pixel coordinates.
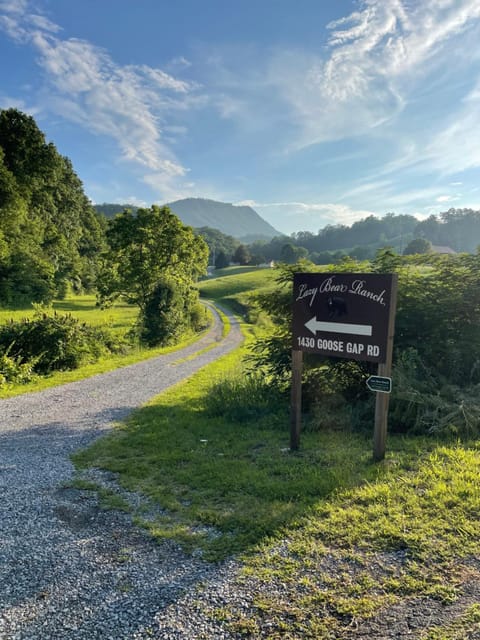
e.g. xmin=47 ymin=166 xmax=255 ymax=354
xmin=350 ymin=245 xmax=374 ymax=260
xmin=233 ymin=244 xmax=251 ymax=265
xmin=0 ymin=108 xmax=105 ymax=302
xmin=215 ymin=250 xmax=229 ymax=269
xmin=99 ymin=205 xmax=209 ymax=345
xmin=195 ymin=226 xmax=239 ymax=265
xmin=403 ymin=238 xmax=432 ymax=255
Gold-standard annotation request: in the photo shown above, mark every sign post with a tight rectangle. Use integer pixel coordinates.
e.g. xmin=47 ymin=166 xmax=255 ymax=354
xmin=372 ymin=274 xmax=397 ymax=461
xmin=290 ymin=349 xmax=303 ymax=451
xmin=291 ymin=272 xmax=397 ymax=459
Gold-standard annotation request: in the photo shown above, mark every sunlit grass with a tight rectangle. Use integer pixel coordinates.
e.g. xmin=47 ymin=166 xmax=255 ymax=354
xmin=0 ymin=294 xmax=137 ymax=338
xmin=198 ymin=267 xmax=276 ymax=302
xmin=71 ymin=268 xmax=480 ymax=638
xmin=0 ymin=295 xmax=214 ymax=398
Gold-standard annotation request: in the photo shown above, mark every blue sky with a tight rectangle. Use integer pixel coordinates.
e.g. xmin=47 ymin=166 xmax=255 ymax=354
xmin=1 ymin=0 xmax=480 ymax=235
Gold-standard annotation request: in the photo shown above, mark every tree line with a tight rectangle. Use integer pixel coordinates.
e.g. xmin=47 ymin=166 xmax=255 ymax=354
xmin=0 ymin=108 xmax=209 ymax=362
xmin=197 ymin=209 xmax=480 ymax=270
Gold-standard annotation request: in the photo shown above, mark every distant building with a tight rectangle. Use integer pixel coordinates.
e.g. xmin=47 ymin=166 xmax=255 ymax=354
xmin=431 ymin=245 xmax=456 ymax=254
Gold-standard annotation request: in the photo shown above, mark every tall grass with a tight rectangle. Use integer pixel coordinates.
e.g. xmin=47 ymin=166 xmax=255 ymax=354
xmin=0 ymin=295 xmax=138 ymax=338
xmin=72 ymin=267 xmax=480 ymax=638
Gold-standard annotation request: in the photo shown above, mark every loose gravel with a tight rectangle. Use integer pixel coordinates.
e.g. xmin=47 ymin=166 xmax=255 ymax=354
xmin=0 ymin=306 xmax=244 ymax=640
xmin=1 ymin=305 xmax=479 ymax=639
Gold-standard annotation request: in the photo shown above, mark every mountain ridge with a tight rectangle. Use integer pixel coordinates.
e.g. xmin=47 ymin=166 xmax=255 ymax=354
xmin=94 ymin=198 xmax=280 ymax=241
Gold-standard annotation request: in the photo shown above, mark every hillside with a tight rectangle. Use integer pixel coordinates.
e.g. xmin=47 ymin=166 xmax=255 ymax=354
xmin=95 ymin=198 xmax=280 ymax=241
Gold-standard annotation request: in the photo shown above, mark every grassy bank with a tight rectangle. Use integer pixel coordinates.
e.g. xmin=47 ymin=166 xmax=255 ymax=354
xmin=0 ymin=294 xmax=214 ymax=398
xmin=0 ymin=295 xmax=137 ymax=338
xmin=198 ymin=267 xmax=276 ymax=314
xmin=73 ymin=330 xmax=480 ymax=636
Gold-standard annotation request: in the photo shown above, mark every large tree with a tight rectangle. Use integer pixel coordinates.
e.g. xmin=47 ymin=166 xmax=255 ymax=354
xmin=98 ymin=205 xmax=209 ymax=345
xmin=0 ymin=108 xmax=105 ymax=302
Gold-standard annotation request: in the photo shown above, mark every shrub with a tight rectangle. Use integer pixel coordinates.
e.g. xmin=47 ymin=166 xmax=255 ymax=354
xmin=189 ymin=302 xmax=209 ymax=333
xmin=140 ymin=279 xmax=187 ymax=346
xmin=0 ymin=349 xmax=37 ymax=387
xmin=0 ymin=312 xmax=118 ymax=374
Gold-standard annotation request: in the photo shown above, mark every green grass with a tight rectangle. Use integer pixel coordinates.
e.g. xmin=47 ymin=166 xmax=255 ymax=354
xmin=198 ymin=267 xmax=275 ymax=299
xmin=0 ymin=294 xmax=214 ymax=398
xmin=202 ymin=265 xmax=267 ymax=279
xmin=73 ymin=340 xmax=381 ymax=559
xmin=73 ymin=328 xmax=480 ymax=637
xmin=422 ymin=605 xmax=480 ymax=639
xmin=0 ymin=295 xmax=138 ymax=338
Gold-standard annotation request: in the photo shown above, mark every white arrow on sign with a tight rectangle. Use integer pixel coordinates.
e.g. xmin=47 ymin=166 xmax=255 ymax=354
xmin=305 ymin=317 xmax=373 ymax=337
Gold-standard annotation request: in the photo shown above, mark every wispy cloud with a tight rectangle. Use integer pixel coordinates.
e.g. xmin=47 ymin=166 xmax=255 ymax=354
xmin=211 ymin=0 xmax=480 ymax=165
xmin=271 ymin=0 xmax=480 ymax=149
xmin=235 ymin=200 xmax=377 ymax=231
xmin=0 ymin=0 xmax=200 ymax=200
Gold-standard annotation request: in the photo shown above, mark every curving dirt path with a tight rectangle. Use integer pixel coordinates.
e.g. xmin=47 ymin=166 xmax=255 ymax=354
xmin=0 ymin=305 xmax=243 ymax=639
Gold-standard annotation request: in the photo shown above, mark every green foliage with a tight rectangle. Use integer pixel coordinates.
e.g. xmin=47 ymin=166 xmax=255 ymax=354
xmin=0 ymin=347 xmax=37 ymax=387
xmin=250 ymin=252 xmax=480 ymax=437
xmin=214 ymin=250 xmax=229 ymax=269
xmin=0 ymin=311 xmax=118 ymax=374
xmin=189 ymin=301 xmax=210 ymax=333
xmin=0 ymin=108 xmax=105 ymax=303
xmin=0 ymin=251 xmax=55 ymax=304
xmin=139 ymin=279 xmax=201 ymax=347
xmin=403 ymin=237 xmax=432 ymax=255
xmin=98 ymin=205 xmax=209 ymax=346
xmin=204 ymin=369 xmax=285 ymax=423
xmin=233 ymin=243 xmax=251 ymax=265
xmin=194 ymin=226 xmax=239 ymax=264
xmin=415 ymin=208 xmax=480 ymax=252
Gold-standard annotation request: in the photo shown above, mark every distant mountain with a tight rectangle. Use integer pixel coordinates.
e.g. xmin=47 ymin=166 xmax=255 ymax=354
xmin=166 ymin=198 xmax=279 ymax=241
xmin=94 ymin=199 xmax=280 ymax=241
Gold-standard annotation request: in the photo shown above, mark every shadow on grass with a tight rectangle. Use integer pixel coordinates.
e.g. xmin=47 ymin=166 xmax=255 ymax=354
xmin=73 ymin=392 xmax=407 ymax=561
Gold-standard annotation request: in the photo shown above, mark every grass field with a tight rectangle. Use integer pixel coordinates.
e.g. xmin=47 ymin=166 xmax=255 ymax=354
xmin=73 ymin=268 xmax=480 ymax=638
xmin=0 ymin=295 xmax=138 ymax=338
xmin=0 ymin=294 xmax=214 ymax=398
xmin=198 ymin=266 xmax=276 ymax=300
xmin=198 ymin=266 xmax=277 ymax=316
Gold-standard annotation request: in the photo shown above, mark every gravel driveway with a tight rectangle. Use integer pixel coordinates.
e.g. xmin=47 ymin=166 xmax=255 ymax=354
xmin=0 ymin=305 xmax=243 ymax=640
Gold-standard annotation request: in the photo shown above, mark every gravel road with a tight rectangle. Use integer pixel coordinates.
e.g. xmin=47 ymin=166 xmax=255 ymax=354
xmin=0 ymin=305 xmax=243 ymax=640
xmin=2 ymin=304 xmax=478 ymax=640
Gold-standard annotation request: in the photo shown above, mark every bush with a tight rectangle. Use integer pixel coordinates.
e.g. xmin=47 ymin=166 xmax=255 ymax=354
xmin=189 ymin=302 xmax=209 ymax=333
xmin=0 ymin=349 xmax=37 ymax=387
xmin=204 ymin=370 xmax=286 ymax=423
xmin=140 ymin=279 xmax=188 ymax=346
xmin=248 ymin=253 xmax=480 ymax=437
xmin=0 ymin=312 xmax=118 ymax=374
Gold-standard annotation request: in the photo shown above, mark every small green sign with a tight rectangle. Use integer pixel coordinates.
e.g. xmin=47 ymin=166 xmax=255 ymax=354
xmin=366 ymin=375 xmax=392 ymax=393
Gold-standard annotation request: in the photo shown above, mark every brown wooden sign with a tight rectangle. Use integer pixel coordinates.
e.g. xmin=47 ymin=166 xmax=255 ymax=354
xmin=292 ymin=272 xmax=395 ymax=363
xmin=290 ymin=272 xmax=398 ymax=460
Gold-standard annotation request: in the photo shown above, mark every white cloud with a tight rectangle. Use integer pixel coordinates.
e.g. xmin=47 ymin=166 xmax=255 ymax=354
xmin=281 ymin=0 xmax=480 ymax=148
xmin=235 ymin=200 xmax=377 ymax=230
xmin=0 ymin=0 xmax=200 ymax=200
xmin=215 ymin=0 xmax=480 ymax=155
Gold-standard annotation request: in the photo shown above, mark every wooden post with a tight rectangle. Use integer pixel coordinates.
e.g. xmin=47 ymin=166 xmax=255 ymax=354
xmin=290 ymin=349 xmax=303 ymax=451
xmin=373 ymin=274 xmax=398 ymax=461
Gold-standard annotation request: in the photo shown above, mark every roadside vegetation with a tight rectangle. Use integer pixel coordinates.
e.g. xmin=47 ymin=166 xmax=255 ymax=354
xmin=74 ymin=256 xmax=480 ymax=638
xmin=0 ymin=295 xmax=212 ymax=397
xmin=0 ymin=109 xmax=210 ymax=392
xmin=2 ymin=107 xmax=480 ymax=637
